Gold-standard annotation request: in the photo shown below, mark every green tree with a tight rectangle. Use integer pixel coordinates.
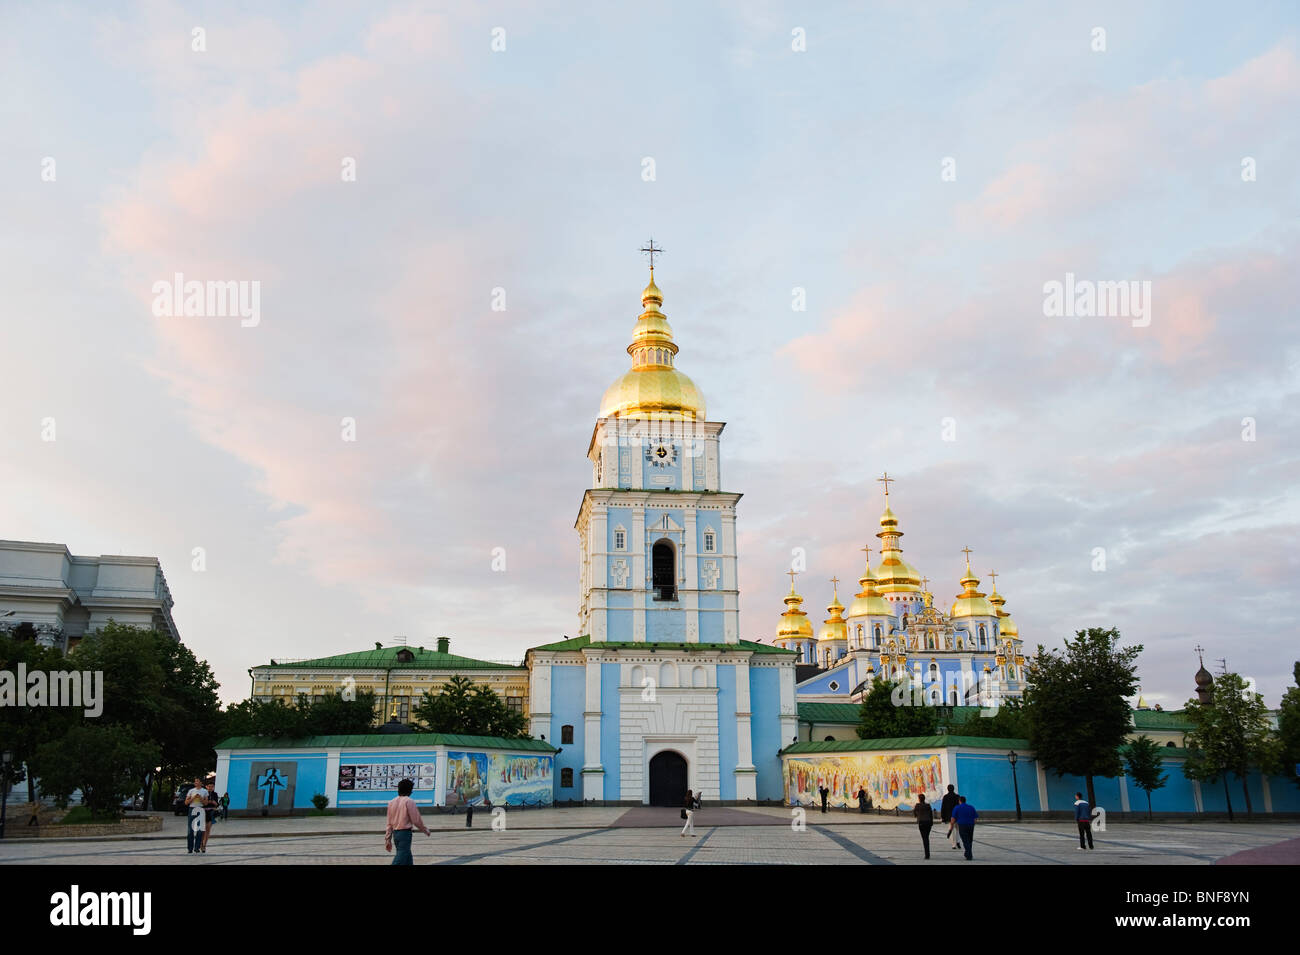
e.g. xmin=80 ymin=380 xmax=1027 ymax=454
xmin=946 ymin=699 xmax=1030 ymax=739
xmin=1278 ymin=662 xmax=1300 ymax=791
xmin=67 ymin=621 xmax=223 ymax=805
xmin=1022 ymin=627 xmax=1143 ymax=808
xmin=303 ymin=690 xmax=377 ymax=734
xmin=856 ymin=677 xmax=940 ymax=739
xmin=413 ymin=675 xmax=529 ymax=738
xmin=0 ymin=631 xmax=78 ymax=802
xmin=1182 ymin=671 xmax=1278 ymax=817
xmin=1124 ymin=735 xmax=1168 ymax=819
xmin=35 ymin=723 xmax=161 ymax=819
xmin=221 ymin=697 xmax=310 ymax=739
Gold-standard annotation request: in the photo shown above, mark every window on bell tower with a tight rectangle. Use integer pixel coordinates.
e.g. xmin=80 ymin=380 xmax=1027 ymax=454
xmin=703 ymin=531 xmax=715 ymax=552
xmin=652 ymin=540 xmax=677 ymax=601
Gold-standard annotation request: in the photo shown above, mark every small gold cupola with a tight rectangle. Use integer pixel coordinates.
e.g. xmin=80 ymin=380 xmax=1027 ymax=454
xmin=872 ymin=472 xmax=922 ymax=593
xmin=950 ymin=549 xmax=996 ymax=618
xmin=775 ymin=571 xmax=815 ymax=642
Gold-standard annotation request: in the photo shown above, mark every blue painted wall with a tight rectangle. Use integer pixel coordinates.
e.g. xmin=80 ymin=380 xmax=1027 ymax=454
xmin=550 ymin=664 xmax=586 ymax=799
xmin=716 ymin=665 xmax=737 ymax=801
xmin=226 ymin=754 xmax=326 ymax=810
xmin=750 ymin=667 xmax=783 ymax=799
xmin=600 ymin=663 xmax=621 ymax=798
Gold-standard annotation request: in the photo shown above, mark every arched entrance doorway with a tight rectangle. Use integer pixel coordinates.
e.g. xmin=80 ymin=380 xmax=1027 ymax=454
xmin=648 ymin=751 xmax=688 ymax=806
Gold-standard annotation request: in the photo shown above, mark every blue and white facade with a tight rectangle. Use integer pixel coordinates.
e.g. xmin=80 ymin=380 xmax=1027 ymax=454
xmin=525 ymin=268 xmax=797 ymax=804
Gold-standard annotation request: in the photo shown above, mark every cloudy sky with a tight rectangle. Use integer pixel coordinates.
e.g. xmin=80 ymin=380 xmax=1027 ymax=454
xmin=1 ymin=1 xmax=1296 ymax=707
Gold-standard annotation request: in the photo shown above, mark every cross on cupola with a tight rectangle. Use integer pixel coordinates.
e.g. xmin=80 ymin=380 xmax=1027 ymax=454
xmin=877 ymin=471 xmax=894 ymax=498
xmin=640 ymin=238 xmax=663 ymax=271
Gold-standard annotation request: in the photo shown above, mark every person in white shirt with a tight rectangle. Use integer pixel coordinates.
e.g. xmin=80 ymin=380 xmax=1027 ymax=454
xmin=185 ymin=777 xmax=206 ymax=854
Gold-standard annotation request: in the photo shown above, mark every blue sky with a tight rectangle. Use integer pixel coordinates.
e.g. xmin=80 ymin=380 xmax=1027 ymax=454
xmin=1 ymin=1 xmax=1297 ymax=705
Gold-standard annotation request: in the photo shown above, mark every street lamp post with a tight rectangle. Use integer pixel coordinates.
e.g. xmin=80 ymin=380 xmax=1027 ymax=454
xmin=1 ymin=750 xmax=12 ymax=839
xmin=1008 ymin=749 xmax=1023 ymax=822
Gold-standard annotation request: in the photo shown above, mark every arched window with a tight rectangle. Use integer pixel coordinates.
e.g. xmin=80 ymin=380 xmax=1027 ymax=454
xmin=824 ymin=736 xmax=835 ymax=742
xmin=874 ymin=625 xmax=882 ymax=640
xmin=561 ymin=724 xmax=574 ymax=744
xmin=978 ymin=625 xmax=986 ymax=644
xmin=856 ymin=624 xmax=864 ymax=647
xmin=561 ymin=768 xmax=574 ymax=788
xmin=703 ymin=531 xmax=715 ymax=552
xmin=652 ymin=540 xmax=676 ymax=600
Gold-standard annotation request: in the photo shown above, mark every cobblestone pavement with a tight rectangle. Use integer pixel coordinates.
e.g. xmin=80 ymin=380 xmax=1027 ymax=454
xmin=0 ymin=810 xmax=1295 ymax=864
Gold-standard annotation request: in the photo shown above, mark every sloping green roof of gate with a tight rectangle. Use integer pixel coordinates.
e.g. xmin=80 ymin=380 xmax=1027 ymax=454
xmin=259 ymin=645 xmax=523 ymax=671
xmin=215 ymin=733 xmax=555 ymax=752
xmin=780 ymin=735 xmax=1032 ymax=754
xmin=1131 ymin=709 xmax=1192 ymax=730
xmin=528 ymin=635 xmax=794 ymax=654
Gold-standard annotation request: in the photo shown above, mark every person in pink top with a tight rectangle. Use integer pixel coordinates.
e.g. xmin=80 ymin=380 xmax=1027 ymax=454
xmin=385 ymin=779 xmax=430 ymax=865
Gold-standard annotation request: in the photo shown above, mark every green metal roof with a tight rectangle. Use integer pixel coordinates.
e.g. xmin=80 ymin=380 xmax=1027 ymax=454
xmin=215 ymin=732 xmax=556 ymax=752
xmin=260 ymin=645 xmax=524 ymax=671
xmin=528 ymin=635 xmax=794 ymax=655
xmin=797 ymin=702 xmax=861 ymax=724
xmin=781 ymin=735 xmax=1031 ymax=755
xmin=1131 ymin=709 xmax=1192 ymax=730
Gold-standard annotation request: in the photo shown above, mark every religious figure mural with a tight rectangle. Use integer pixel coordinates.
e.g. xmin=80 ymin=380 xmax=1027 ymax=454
xmin=785 ymin=753 xmax=943 ymax=810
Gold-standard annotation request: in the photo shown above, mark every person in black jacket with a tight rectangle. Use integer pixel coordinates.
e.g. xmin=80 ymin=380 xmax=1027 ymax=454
xmin=913 ymin=793 xmax=934 ymax=859
xmin=819 ymin=784 xmax=829 ymax=813
xmin=680 ymin=789 xmax=696 ymax=837
xmin=940 ymin=784 xmax=960 ymax=850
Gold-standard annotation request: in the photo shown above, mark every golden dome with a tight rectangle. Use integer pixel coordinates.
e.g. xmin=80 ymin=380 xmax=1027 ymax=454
xmin=776 ymin=578 xmax=814 ymax=640
xmin=847 ymin=556 xmax=892 ymax=617
xmin=950 ymin=557 xmax=995 ymax=618
xmin=987 ymin=575 xmax=1019 ymax=637
xmin=874 ymin=499 xmax=922 ymax=593
xmin=598 ymin=269 xmax=707 ymax=420
xmin=818 ymin=580 xmax=849 ymax=643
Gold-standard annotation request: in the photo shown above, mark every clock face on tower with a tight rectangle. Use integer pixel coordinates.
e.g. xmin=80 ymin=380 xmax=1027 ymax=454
xmin=645 ymin=441 xmax=678 ymax=468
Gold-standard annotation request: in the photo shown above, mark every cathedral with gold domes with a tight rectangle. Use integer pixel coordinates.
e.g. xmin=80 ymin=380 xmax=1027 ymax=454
xmin=775 ymin=478 xmax=1029 ymax=707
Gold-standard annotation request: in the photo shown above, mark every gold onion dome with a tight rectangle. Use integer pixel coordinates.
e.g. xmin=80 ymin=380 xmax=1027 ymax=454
xmin=950 ymin=557 xmax=996 ymax=618
xmin=848 ymin=559 xmax=892 ymax=617
xmin=598 ymin=269 xmax=707 ymax=420
xmin=776 ymin=578 xmax=814 ymax=640
xmin=988 ymin=579 xmax=1019 ymax=637
xmin=818 ymin=581 xmax=849 ymax=642
xmin=873 ymin=500 xmax=922 ymax=592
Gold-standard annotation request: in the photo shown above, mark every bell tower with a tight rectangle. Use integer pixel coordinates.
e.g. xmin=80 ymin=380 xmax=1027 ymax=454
xmin=577 ymin=255 xmax=741 ymax=644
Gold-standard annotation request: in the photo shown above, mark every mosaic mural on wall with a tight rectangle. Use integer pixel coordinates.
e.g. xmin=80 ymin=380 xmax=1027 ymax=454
xmin=786 ymin=753 xmax=944 ymax=810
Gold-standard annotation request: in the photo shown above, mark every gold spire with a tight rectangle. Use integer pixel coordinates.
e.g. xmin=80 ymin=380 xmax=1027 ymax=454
xmin=847 ymin=544 xmax=892 ymax=617
xmin=776 ymin=569 xmax=814 ymax=641
xmin=987 ymin=569 xmax=1019 ymax=637
xmin=819 ymin=576 xmax=848 ymax=643
xmin=872 ymin=473 xmax=922 ymax=593
xmin=598 ymin=249 xmax=705 ymax=420
xmin=950 ymin=549 xmax=995 ymax=618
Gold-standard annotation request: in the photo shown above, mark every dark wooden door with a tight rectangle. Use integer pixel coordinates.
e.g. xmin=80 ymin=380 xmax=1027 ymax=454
xmin=648 ymin=751 xmax=688 ymax=806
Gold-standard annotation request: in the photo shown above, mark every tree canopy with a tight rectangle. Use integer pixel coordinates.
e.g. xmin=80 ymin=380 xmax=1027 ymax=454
xmin=412 ymin=675 xmax=529 ymax=738
xmin=1124 ymin=734 xmax=1168 ymax=819
xmin=1182 ymin=671 xmax=1278 ymax=816
xmin=856 ymin=677 xmax=939 ymax=739
xmin=220 ymin=690 xmax=378 ymax=739
xmin=1278 ymin=662 xmax=1300 ymax=792
xmin=1022 ymin=627 xmax=1142 ymax=807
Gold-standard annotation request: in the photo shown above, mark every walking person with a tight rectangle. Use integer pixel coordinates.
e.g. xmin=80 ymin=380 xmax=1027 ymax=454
xmin=200 ymin=779 xmax=219 ymax=852
xmin=857 ymin=785 xmax=868 ymax=813
xmin=680 ymin=788 xmax=696 ymax=837
xmin=940 ymin=784 xmax=960 ymax=850
xmin=219 ymin=791 xmax=230 ymax=821
xmin=913 ymin=793 xmax=934 ymax=859
xmin=385 ymin=779 xmax=431 ymax=865
xmin=183 ymin=776 xmax=206 ymax=855
xmin=951 ymin=795 xmax=979 ymax=860
xmin=1073 ymin=792 xmax=1095 ymax=850
xmin=819 ymin=783 xmax=830 ymax=813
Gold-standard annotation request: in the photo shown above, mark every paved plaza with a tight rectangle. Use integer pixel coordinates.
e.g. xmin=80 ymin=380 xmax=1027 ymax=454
xmin=1 ymin=809 xmax=1296 ymax=865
